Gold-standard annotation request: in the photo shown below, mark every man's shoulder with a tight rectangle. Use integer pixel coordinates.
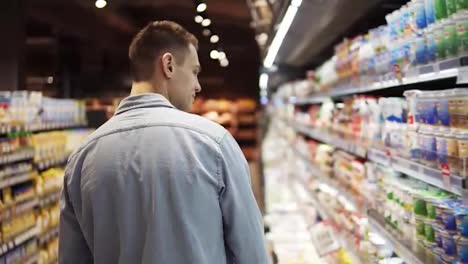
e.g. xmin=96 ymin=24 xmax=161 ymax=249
xmin=169 ymin=111 xmax=228 ymax=144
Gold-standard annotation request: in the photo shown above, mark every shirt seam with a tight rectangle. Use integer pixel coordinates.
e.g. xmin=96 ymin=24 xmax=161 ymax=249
xmin=216 ymin=132 xmax=230 ymax=198
xmin=70 ymin=123 xmax=228 ymax=161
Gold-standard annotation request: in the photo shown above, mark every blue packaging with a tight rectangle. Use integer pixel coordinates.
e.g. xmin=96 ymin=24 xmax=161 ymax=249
xmin=442 ymin=231 xmax=458 ymax=256
xmin=436 ymin=92 xmax=450 ymax=128
xmin=426 ymin=0 xmax=436 ymax=25
xmin=426 ymin=29 xmax=437 ymax=62
xmin=456 ymin=207 xmax=468 ymax=237
xmin=416 ymin=1 xmax=428 ymax=29
xmin=458 ymin=238 xmax=468 ymax=263
xmin=416 ymin=35 xmax=428 ymax=64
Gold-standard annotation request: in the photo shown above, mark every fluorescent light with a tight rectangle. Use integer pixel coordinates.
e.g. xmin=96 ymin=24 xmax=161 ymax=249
xmin=210 ymin=50 xmax=219 ymax=59
xmin=259 ymin=73 xmax=269 ymax=90
xmin=291 ymin=0 xmax=302 ymax=7
xmin=210 ymin=35 xmax=219 ymax=43
xmin=220 ymin=59 xmax=229 ymax=67
xmin=95 ymin=0 xmax=107 ymax=8
xmin=197 ymin=3 xmax=207 ymax=12
xmin=218 ymin=51 xmax=226 ymax=60
xmin=263 ymin=1 xmax=301 ymax=68
xmin=201 ymin=18 xmax=211 ymax=27
xmin=195 ymin=15 xmax=203 ymax=23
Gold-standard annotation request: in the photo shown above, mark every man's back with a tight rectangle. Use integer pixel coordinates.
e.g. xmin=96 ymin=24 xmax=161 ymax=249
xmin=59 ymin=94 xmax=267 ymax=264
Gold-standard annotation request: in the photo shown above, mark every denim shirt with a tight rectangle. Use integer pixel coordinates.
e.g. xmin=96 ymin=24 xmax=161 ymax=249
xmin=59 ymin=93 xmax=267 ymax=264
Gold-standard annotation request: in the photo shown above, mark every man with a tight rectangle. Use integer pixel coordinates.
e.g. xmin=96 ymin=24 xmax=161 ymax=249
xmin=59 ymin=21 xmax=268 ymax=264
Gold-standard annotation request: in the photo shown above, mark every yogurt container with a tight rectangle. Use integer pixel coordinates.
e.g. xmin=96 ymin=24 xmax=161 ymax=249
xmin=441 ymin=230 xmax=458 ymax=256
xmin=448 ymin=89 xmax=468 ymax=131
xmin=426 ymin=0 xmax=437 ymax=25
xmin=435 ymin=0 xmax=449 ymax=20
xmin=457 ymin=0 xmax=468 ymax=10
xmin=445 ymin=18 xmax=459 ymax=57
xmin=420 ymin=132 xmax=439 ymax=168
xmin=426 ymin=25 xmax=438 ymax=62
xmin=447 ymin=0 xmax=459 ymax=15
xmin=456 ymin=207 xmax=468 ymax=237
xmin=456 ymin=132 xmax=468 ymax=178
xmin=437 ymin=134 xmax=460 ymax=176
xmin=457 ymin=237 xmax=468 ymax=263
xmin=435 ymin=22 xmax=448 ymax=60
xmin=454 ymin=11 xmax=468 ymax=54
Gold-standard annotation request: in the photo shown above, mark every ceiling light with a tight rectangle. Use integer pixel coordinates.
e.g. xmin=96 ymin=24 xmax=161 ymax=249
xmin=263 ymin=0 xmax=302 ymax=68
xmin=220 ymin=59 xmax=229 ymax=67
xmin=95 ymin=0 xmax=107 ymax=8
xmin=202 ymin=29 xmax=211 ymax=36
xmin=218 ymin=51 xmax=226 ymax=60
xmin=210 ymin=35 xmax=219 ymax=43
xmin=259 ymin=73 xmax=269 ymax=90
xmin=195 ymin=15 xmax=203 ymax=23
xmin=210 ymin=50 xmax=219 ymax=59
xmin=201 ymin=18 xmax=211 ymax=27
xmin=197 ymin=3 xmax=207 ymax=12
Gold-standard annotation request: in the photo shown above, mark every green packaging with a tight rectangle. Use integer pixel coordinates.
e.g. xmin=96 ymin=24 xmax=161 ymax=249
xmin=457 ymin=0 xmax=468 ymax=10
xmin=416 ymin=216 xmax=427 ymax=237
xmin=435 ymin=22 xmax=448 ymax=59
xmin=455 ymin=11 xmax=468 ymax=53
xmin=447 ymin=0 xmax=458 ymax=15
xmin=435 ymin=0 xmax=449 ymax=20
xmin=425 ymin=221 xmax=436 ymax=242
xmin=445 ymin=19 xmax=459 ymax=57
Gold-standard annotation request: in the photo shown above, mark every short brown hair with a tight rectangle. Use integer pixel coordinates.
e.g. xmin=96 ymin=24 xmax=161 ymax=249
xmin=129 ymin=21 xmax=198 ymax=82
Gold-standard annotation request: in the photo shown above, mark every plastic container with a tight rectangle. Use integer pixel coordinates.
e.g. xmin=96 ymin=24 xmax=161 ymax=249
xmin=458 ymin=237 xmax=468 ymax=263
xmin=442 ymin=201 xmax=458 ymax=232
xmin=435 ymin=0 xmax=449 ymax=20
xmin=435 ymin=90 xmax=452 ymax=130
xmin=427 ymin=0 xmax=438 ymax=24
xmin=415 ymin=0 xmax=429 ymax=29
xmin=427 ymin=25 xmax=438 ymax=61
xmin=454 ymin=11 xmax=468 ymax=54
xmin=416 ymin=91 xmax=438 ymax=130
xmin=456 ymin=132 xmax=468 ymax=178
xmin=448 ymin=89 xmax=468 ymax=131
xmin=441 ymin=230 xmax=458 ymax=256
xmin=436 ymin=135 xmax=460 ymax=176
xmin=435 ymin=22 xmax=448 ymax=59
xmin=435 ymin=223 xmax=446 ymax=248
xmin=456 ymin=207 xmax=468 ymax=237
xmin=447 ymin=0 xmax=458 ymax=15
xmin=457 ymin=0 xmax=468 ymax=10
xmin=445 ymin=18 xmax=459 ymax=57
xmin=420 ymin=132 xmax=439 ymax=168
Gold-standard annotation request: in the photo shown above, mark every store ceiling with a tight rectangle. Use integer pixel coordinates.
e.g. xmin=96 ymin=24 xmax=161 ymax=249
xmin=25 ymin=0 xmax=260 ymax=99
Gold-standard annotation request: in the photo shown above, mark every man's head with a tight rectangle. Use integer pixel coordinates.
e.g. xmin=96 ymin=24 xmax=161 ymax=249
xmin=129 ymin=21 xmax=201 ymax=112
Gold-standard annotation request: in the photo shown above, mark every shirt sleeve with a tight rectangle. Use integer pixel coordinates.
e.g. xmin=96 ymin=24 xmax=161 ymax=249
xmin=218 ymin=132 xmax=268 ymax=264
xmin=58 ymin=158 xmax=93 ymax=264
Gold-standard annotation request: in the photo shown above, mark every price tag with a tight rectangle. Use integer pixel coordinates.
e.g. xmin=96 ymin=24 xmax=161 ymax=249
xmin=457 ymin=66 xmax=468 ymax=84
xmin=310 ymin=223 xmax=340 ymax=257
xmin=440 ymin=163 xmax=451 ymax=189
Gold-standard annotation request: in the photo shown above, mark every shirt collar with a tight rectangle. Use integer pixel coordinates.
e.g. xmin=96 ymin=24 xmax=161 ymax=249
xmin=115 ymin=93 xmax=176 ymax=116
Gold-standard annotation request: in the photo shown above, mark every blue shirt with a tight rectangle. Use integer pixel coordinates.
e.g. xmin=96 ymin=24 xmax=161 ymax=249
xmin=59 ymin=93 xmax=267 ymax=264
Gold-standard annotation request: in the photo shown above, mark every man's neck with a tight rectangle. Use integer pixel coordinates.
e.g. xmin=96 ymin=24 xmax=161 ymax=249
xmin=130 ymin=82 xmax=155 ymax=96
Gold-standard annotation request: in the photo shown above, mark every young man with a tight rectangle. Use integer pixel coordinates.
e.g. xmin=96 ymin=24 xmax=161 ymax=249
xmin=59 ymin=21 xmax=268 ymax=263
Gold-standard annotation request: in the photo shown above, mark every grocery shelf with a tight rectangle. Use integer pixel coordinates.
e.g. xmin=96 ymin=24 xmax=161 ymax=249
xmin=0 ymin=226 xmax=38 ymax=255
xmin=38 ymin=226 xmax=59 ymax=245
xmin=0 ymin=171 xmax=37 ymax=189
xmin=23 ymin=252 xmax=40 ymax=264
xmin=291 ymin=147 xmax=426 ymax=264
xmin=39 ymin=190 xmax=61 ymax=207
xmin=0 ymin=148 xmax=35 ymax=166
xmin=287 ymin=120 xmax=367 ymax=158
xmin=285 ymin=119 xmax=466 ymax=196
xmin=0 ymin=198 xmax=39 ymax=221
xmin=36 ymin=154 xmax=70 ymax=171
xmin=0 ymin=122 xmax=88 ymax=136
xmin=291 ymin=175 xmax=363 ymax=264
xmin=294 ymin=56 xmax=468 ymax=105
xmin=367 ymin=148 xmax=464 ymax=196
xmin=367 ymin=210 xmax=425 ymax=264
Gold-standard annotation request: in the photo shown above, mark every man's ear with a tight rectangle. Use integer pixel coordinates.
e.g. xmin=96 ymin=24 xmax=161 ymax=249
xmin=161 ymin=53 xmax=174 ymax=78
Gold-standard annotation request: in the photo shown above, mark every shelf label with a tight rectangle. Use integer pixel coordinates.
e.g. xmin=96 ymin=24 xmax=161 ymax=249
xmin=441 ymin=164 xmax=451 ymax=189
xmin=457 ymin=67 xmax=468 ymax=84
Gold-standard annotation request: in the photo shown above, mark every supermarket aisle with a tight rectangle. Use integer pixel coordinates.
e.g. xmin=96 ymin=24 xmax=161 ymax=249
xmin=0 ymin=91 xmax=93 ymax=263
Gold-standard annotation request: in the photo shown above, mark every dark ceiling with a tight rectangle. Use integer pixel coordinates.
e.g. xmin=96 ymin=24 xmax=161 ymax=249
xmin=24 ymin=0 xmax=261 ymax=100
